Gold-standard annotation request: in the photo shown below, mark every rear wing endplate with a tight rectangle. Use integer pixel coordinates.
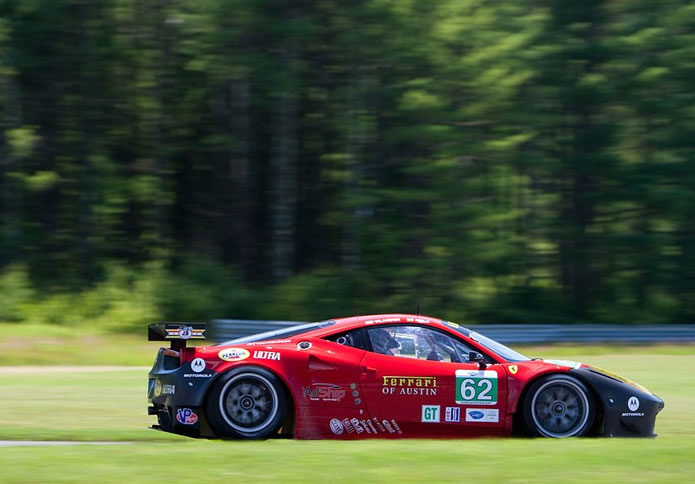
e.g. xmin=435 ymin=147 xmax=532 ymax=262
xmin=148 ymin=322 xmax=206 ymax=350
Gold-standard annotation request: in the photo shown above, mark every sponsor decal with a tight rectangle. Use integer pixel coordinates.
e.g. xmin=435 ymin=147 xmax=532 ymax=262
xmin=184 ymin=373 xmax=213 ymax=378
xmin=455 ymin=370 xmax=498 ymax=405
xmin=246 ymin=339 xmax=291 ymax=346
xmin=154 ymin=379 xmax=162 ymax=397
xmin=191 ymin=358 xmax=206 ymax=373
xmin=330 ymin=418 xmax=344 ymax=435
xmin=405 ymin=317 xmax=431 ymax=324
xmin=422 ymin=405 xmax=440 ymax=423
xmin=622 ymin=396 xmax=644 ymax=417
xmin=165 ymin=326 xmax=205 ymax=340
xmin=446 ymin=321 xmax=459 ymax=328
xmin=363 ymin=419 xmax=377 ymax=434
xmin=372 ymin=417 xmax=386 ymax=433
xmin=304 ymin=383 xmax=347 ymax=402
xmin=365 ymin=317 xmax=402 ymax=325
xmin=509 ymin=365 xmax=518 ymax=375
xmin=336 ymin=416 xmax=402 ymax=435
xmin=162 ymin=384 xmax=175 ymax=395
xmin=176 ymin=408 xmax=198 ymax=425
xmin=351 ymin=418 xmax=365 ymax=434
xmin=543 ymin=359 xmax=582 ymax=369
xmin=382 ymin=376 xmax=438 ymax=396
xmin=218 ymin=348 xmax=250 ymax=361
xmin=465 ymin=408 xmax=499 ymax=423
xmin=381 ymin=419 xmax=395 ymax=433
xmin=253 ymin=350 xmax=281 ymax=361
xmin=445 ymin=406 xmax=461 ymax=422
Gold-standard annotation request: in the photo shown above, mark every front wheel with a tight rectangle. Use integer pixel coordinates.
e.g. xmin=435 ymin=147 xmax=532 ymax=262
xmin=205 ymin=367 xmax=288 ymax=439
xmin=522 ymin=374 xmax=595 ymax=438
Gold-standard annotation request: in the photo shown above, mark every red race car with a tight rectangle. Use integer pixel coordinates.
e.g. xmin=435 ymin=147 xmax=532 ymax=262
xmin=147 ymin=314 xmax=663 ymax=439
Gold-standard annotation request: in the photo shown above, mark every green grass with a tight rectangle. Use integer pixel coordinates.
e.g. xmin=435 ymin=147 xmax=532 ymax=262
xmin=0 ymin=348 xmax=694 ymax=483
xmin=0 ymin=323 xmax=157 ymax=365
xmin=0 ymin=438 xmax=693 ymax=484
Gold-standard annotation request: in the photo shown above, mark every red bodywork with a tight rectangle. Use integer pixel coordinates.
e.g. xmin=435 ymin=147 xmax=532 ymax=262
xmin=184 ymin=314 xmax=581 ymax=439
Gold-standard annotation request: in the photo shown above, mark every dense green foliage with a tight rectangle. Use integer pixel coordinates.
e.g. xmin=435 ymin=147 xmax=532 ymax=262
xmin=0 ymin=0 xmax=693 ymax=326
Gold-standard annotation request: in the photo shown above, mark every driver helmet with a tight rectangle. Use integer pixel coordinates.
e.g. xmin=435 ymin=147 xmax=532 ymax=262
xmin=371 ymin=329 xmax=399 ymax=354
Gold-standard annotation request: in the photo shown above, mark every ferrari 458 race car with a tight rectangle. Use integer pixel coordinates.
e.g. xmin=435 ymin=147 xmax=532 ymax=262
xmin=147 ymin=314 xmax=664 ymax=439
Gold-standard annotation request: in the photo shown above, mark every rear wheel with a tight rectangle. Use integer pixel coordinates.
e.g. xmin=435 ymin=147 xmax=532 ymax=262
xmin=206 ymin=367 xmax=288 ymax=439
xmin=522 ymin=374 xmax=594 ymax=438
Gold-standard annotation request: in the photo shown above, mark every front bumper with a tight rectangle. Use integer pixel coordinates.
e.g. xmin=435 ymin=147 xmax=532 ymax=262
xmin=148 ymin=349 xmax=217 ymax=436
xmin=571 ymin=367 xmax=665 ymax=437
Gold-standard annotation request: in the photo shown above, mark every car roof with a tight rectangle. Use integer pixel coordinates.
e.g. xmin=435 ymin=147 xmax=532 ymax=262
xmin=306 ymin=313 xmax=471 ymax=338
xmin=217 ymin=313 xmax=473 ymax=346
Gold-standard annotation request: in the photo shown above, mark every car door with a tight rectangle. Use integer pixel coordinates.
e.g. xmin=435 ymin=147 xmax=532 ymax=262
xmin=358 ymin=325 xmax=508 ymax=437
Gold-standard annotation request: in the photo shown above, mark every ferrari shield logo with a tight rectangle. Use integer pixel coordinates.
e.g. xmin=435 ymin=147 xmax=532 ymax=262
xmin=509 ymin=365 xmax=518 ymax=375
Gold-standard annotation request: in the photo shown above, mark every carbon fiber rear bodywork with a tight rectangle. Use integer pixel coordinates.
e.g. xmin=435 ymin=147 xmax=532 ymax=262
xmin=148 ymin=349 xmax=217 ymax=436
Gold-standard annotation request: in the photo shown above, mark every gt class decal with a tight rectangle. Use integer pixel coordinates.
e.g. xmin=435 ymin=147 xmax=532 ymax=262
xmin=422 ymin=405 xmax=440 ymax=423
xmin=455 ymin=369 xmax=498 ymax=405
xmin=218 ymin=348 xmax=250 ymax=361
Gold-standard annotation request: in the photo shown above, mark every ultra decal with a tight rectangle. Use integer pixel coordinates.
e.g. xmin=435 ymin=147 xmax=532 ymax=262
xmin=253 ymin=350 xmax=281 ymax=361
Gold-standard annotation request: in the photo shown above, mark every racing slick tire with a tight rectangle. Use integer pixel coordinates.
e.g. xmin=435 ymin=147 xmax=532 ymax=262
xmin=205 ymin=367 xmax=288 ymax=439
xmin=522 ymin=374 xmax=595 ymax=438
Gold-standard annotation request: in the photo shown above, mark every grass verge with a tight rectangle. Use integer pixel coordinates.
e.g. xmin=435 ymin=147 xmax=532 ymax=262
xmin=0 ymin=349 xmax=693 ymax=482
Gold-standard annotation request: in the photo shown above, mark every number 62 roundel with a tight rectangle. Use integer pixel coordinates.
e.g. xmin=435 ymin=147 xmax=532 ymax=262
xmin=455 ymin=369 xmax=498 ymax=405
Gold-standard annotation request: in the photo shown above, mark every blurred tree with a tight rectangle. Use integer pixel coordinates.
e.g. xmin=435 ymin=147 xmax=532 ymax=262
xmin=0 ymin=0 xmax=692 ymax=324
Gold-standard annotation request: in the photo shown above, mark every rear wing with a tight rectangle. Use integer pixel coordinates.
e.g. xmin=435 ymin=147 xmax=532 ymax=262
xmin=148 ymin=322 xmax=206 ymax=350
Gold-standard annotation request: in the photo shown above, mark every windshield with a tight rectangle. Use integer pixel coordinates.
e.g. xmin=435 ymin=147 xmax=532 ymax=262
xmin=468 ymin=330 xmax=529 ymax=362
xmin=446 ymin=322 xmax=529 ymax=362
xmin=218 ymin=320 xmax=335 ymax=346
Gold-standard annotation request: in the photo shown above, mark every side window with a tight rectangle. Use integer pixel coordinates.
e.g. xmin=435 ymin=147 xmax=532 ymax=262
xmin=325 ymin=329 xmax=370 ymax=351
xmin=366 ymin=326 xmax=476 ymax=363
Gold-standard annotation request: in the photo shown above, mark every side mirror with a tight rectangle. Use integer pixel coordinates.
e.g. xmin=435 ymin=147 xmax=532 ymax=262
xmin=469 ymin=351 xmax=487 ymax=369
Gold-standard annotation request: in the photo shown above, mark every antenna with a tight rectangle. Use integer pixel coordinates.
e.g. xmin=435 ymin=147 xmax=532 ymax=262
xmin=354 ymin=303 xmax=360 ymax=316
xmin=416 ymin=304 xmax=420 ymax=316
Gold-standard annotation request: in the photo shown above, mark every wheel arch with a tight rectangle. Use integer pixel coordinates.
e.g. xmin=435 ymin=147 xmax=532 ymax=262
xmin=511 ymin=371 xmax=603 ymax=436
xmin=202 ymin=364 xmax=297 ymax=437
